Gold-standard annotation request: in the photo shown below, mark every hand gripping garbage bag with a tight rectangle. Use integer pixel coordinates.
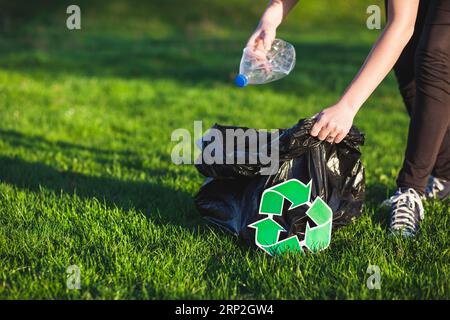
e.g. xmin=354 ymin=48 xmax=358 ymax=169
xmin=194 ymin=118 xmax=365 ymax=244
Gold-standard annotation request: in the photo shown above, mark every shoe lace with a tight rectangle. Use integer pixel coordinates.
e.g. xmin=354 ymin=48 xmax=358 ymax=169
xmin=425 ymin=176 xmax=445 ymax=199
xmin=389 ymin=188 xmax=424 ymax=233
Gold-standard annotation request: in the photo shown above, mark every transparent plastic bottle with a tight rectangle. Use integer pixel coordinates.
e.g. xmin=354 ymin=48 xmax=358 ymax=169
xmin=235 ymin=39 xmax=296 ymax=87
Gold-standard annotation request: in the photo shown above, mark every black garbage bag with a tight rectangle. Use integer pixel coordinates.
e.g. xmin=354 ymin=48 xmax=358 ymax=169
xmin=194 ymin=118 xmax=365 ymax=243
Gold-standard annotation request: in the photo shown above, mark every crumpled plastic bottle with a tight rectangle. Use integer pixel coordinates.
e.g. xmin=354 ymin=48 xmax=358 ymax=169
xmin=235 ymin=39 xmax=296 ymax=87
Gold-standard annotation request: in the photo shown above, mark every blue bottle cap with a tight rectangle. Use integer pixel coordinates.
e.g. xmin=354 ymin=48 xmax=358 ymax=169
xmin=234 ymin=74 xmax=248 ymax=87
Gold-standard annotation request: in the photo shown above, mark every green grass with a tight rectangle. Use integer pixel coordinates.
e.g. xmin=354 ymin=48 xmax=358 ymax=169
xmin=0 ymin=0 xmax=448 ymax=299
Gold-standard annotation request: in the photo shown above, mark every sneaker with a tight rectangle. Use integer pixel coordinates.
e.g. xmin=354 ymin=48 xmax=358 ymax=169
xmin=388 ymin=188 xmax=424 ymax=237
xmin=425 ymin=176 xmax=450 ymax=200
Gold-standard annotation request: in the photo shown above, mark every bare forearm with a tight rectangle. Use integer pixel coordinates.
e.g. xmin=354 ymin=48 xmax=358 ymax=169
xmin=259 ymin=0 xmax=299 ymax=28
xmin=310 ymin=0 xmax=420 ymax=143
xmin=340 ymin=24 xmax=414 ymax=112
xmin=247 ymin=0 xmax=298 ymax=52
xmin=340 ymin=1 xmax=420 ymax=113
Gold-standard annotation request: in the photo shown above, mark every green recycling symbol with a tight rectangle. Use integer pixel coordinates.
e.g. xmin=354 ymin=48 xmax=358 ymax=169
xmin=249 ymin=179 xmax=333 ymax=256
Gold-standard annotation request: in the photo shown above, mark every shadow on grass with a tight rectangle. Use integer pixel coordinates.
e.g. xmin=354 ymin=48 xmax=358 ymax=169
xmin=0 ymin=128 xmax=135 ymax=157
xmin=366 ymin=182 xmax=391 ymax=205
xmin=0 ymin=127 xmax=180 ymax=177
xmin=364 ymin=182 xmax=392 ymax=228
xmin=0 ymin=127 xmax=205 ymax=231
xmin=0 ymin=154 xmax=204 ymax=230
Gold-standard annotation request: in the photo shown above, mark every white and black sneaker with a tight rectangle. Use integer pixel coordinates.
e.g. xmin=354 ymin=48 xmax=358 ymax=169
xmin=425 ymin=176 xmax=450 ymax=201
xmin=387 ymin=188 xmax=424 ymax=237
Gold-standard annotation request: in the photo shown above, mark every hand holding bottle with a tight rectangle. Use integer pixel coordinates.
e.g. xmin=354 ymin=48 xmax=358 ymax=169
xmin=246 ymin=22 xmax=277 ymax=57
xmin=235 ymin=38 xmax=296 ymax=87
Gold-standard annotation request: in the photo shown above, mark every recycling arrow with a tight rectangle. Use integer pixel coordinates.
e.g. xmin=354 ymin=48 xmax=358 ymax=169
xmin=250 ymin=217 xmax=285 ymax=246
xmin=304 ymin=197 xmax=333 ymax=253
xmin=259 ymin=179 xmax=311 ymax=215
xmin=249 ymin=178 xmax=333 ymax=256
xmin=263 ymin=236 xmax=303 ymax=256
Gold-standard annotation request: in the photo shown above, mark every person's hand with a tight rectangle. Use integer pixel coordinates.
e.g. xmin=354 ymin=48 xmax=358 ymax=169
xmin=246 ymin=22 xmax=276 ymax=58
xmin=310 ymin=102 xmax=357 ymax=144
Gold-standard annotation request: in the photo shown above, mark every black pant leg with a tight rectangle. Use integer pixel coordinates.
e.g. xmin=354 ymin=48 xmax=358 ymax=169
xmin=433 ymin=126 xmax=450 ymax=180
xmin=397 ymin=0 xmax=450 ymax=191
xmin=390 ymin=0 xmax=430 ymax=115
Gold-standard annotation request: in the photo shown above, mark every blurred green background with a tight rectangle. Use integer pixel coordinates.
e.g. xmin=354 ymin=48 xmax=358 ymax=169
xmin=0 ymin=1 xmax=448 ymax=299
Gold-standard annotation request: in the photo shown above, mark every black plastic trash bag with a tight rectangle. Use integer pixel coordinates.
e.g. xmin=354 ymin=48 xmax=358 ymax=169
xmin=194 ymin=118 xmax=365 ymax=243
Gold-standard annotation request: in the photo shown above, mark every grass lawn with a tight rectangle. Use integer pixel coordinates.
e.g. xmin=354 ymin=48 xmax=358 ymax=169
xmin=0 ymin=0 xmax=448 ymax=299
